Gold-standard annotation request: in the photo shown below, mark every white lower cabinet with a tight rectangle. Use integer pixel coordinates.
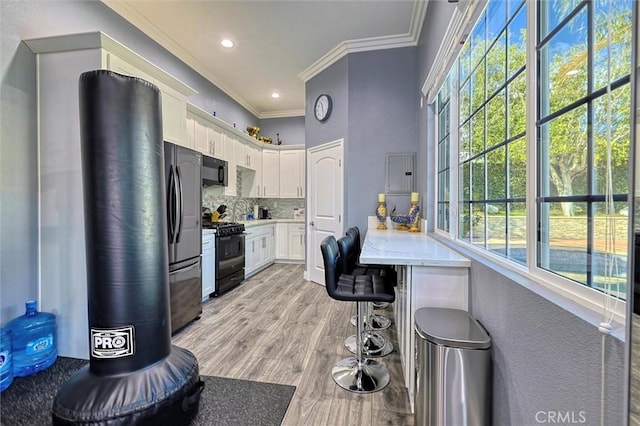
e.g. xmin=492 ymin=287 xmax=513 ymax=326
xmin=275 ymin=223 xmax=289 ymax=259
xmin=288 ymin=224 xmax=305 ymax=260
xmin=245 ymin=224 xmax=275 ymax=278
xmin=275 ymin=222 xmax=305 ymax=262
xmin=202 ymin=233 xmax=215 ymax=300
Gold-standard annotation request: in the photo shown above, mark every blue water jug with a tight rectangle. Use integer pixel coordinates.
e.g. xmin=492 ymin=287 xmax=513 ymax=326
xmin=6 ymin=301 xmax=57 ymax=377
xmin=0 ymin=327 xmax=12 ymax=391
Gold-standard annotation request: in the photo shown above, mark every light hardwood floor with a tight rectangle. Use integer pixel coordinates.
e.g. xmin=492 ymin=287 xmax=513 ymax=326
xmin=172 ymin=263 xmax=413 ymax=425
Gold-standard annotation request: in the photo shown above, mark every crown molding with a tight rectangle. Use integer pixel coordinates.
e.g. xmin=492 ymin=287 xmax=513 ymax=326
xmin=299 ymin=0 xmax=429 ymax=82
xmin=102 ymin=0 xmax=262 ymax=118
xmin=421 ymin=0 xmax=483 ymax=103
xmin=259 ymin=109 xmax=306 ymax=119
xmin=103 ymin=0 xmax=429 ymax=116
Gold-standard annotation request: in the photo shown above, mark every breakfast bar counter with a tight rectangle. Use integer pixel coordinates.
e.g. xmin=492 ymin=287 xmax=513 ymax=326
xmin=361 ymin=228 xmax=470 ymax=411
xmin=360 ymin=228 xmax=470 ymax=267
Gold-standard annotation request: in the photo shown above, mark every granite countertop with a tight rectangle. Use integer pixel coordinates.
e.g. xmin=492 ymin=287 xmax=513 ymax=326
xmin=360 ymin=228 xmax=470 ymax=268
xmin=240 ymin=219 xmax=305 ymax=228
xmin=202 ymin=219 xmax=304 ymax=234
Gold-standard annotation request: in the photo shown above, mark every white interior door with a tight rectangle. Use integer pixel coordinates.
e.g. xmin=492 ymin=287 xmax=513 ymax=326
xmin=307 ymin=140 xmax=343 ymax=285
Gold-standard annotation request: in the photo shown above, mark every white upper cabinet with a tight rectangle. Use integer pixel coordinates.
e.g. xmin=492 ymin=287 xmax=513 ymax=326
xmin=154 ymin=80 xmax=188 ymax=146
xmin=107 ymin=51 xmax=154 ymax=82
xmin=279 ymin=149 xmax=305 ymax=198
xmin=252 ymin=148 xmax=263 ymax=196
xmin=237 ymin=142 xmax=259 ymax=171
xmin=246 ymin=144 xmax=260 ymax=171
xmin=185 ymin=103 xmax=305 ymax=200
xmin=262 ymin=149 xmax=279 ymax=198
xmin=232 ymin=136 xmax=245 ymax=166
xmin=104 ymin=49 xmax=194 ymax=148
xmin=187 ymin=107 xmax=230 ymax=163
xmin=192 ymin=115 xmax=209 ymax=155
xmin=208 ymin=126 xmax=225 ymax=160
xmin=186 ymin=116 xmax=196 ymax=149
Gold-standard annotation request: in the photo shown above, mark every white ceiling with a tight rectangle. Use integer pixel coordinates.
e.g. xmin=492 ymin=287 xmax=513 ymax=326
xmin=103 ymin=0 xmax=427 ymax=118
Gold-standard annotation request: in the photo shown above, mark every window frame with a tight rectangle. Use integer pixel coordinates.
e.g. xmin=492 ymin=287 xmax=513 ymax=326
xmin=435 ymin=73 xmax=454 ymax=236
xmin=429 ymin=0 xmax=630 ymax=325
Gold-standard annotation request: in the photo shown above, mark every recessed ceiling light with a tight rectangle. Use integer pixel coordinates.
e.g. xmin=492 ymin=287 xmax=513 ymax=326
xmin=271 ymin=93 xmax=280 ymax=99
xmin=221 ymin=39 xmax=234 ymax=48
xmin=566 ymin=69 xmax=579 ymax=76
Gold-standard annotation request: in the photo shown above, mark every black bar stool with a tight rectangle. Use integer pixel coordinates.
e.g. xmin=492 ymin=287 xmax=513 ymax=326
xmin=337 ymin=233 xmax=393 ymax=357
xmin=342 ymin=227 xmax=394 ymax=330
xmin=321 ymin=236 xmax=395 ymax=393
xmin=346 ymin=226 xmax=394 ymax=310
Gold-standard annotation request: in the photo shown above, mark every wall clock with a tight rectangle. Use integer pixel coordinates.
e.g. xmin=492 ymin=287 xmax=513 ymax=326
xmin=314 ymin=94 xmax=332 ymax=122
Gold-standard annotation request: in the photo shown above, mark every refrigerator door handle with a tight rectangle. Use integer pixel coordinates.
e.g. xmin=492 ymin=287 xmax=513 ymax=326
xmin=167 ymin=165 xmax=176 ymax=243
xmin=169 ymin=259 xmax=199 ymax=275
xmin=175 ymin=165 xmax=184 ymax=243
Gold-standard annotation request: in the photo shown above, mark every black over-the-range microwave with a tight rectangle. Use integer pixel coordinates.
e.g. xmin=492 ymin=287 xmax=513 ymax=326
xmin=202 ymin=155 xmax=228 ymax=186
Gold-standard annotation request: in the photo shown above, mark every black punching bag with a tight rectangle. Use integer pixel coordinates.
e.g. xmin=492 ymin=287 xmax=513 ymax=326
xmin=52 ymin=71 xmax=203 ymax=425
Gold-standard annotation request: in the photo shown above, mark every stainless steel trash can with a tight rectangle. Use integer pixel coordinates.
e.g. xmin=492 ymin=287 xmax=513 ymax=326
xmin=414 ymin=307 xmax=492 ymax=426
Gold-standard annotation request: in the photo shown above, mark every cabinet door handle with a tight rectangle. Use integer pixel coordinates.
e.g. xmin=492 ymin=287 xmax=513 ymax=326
xmin=264 ymin=185 xmax=266 ymax=196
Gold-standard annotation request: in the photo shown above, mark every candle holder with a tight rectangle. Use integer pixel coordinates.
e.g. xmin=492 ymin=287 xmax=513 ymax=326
xmin=408 ymin=201 xmax=420 ymax=233
xmin=376 ymin=201 xmax=387 ymax=230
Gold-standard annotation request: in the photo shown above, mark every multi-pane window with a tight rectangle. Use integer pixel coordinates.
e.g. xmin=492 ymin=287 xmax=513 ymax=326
xmin=457 ymin=0 xmax=527 ymax=264
xmin=537 ymin=0 xmax=632 ymax=295
xmin=433 ymin=0 xmax=632 ymax=301
xmin=437 ymin=76 xmax=451 ymax=232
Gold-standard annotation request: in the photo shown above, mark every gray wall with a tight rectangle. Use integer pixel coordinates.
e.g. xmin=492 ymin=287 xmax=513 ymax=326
xmin=470 ymin=260 xmax=624 ymax=426
xmin=1 ymin=39 xmax=38 ymax=323
xmin=305 ymin=49 xmax=418 ymax=234
xmin=305 ymin=56 xmax=349 ymax=150
xmin=346 ymin=47 xmax=418 ymax=235
xmin=259 ymin=116 xmax=305 ymax=146
xmin=0 ymin=0 xmax=260 ymax=324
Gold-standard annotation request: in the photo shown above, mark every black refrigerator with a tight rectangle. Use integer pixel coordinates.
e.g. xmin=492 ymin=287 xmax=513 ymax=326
xmin=164 ymin=141 xmax=202 ymax=333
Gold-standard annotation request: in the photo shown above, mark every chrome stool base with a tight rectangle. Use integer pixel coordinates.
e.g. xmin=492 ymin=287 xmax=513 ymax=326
xmin=332 ymin=357 xmax=390 ymax=393
xmin=351 ymin=314 xmax=392 ymax=330
xmin=345 ymin=333 xmax=393 ymax=357
xmin=373 ymin=302 xmax=389 ymax=309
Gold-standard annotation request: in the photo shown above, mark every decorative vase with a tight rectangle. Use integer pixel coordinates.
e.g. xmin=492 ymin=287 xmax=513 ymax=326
xmin=376 ymin=202 xmax=387 ymax=230
xmin=390 ymin=206 xmax=411 ymax=231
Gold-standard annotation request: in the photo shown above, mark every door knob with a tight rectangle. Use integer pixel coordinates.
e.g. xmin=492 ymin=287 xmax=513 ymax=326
xmin=310 ymin=221 xmax=315 ymax=226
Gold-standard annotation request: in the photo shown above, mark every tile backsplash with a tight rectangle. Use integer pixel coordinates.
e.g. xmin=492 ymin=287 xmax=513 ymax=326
xmin=202 ymin=170 xmax=305 ymax=221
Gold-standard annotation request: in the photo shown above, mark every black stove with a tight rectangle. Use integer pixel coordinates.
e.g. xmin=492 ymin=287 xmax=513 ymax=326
xmin=202 ymin=221 xmax=245 ymax=236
